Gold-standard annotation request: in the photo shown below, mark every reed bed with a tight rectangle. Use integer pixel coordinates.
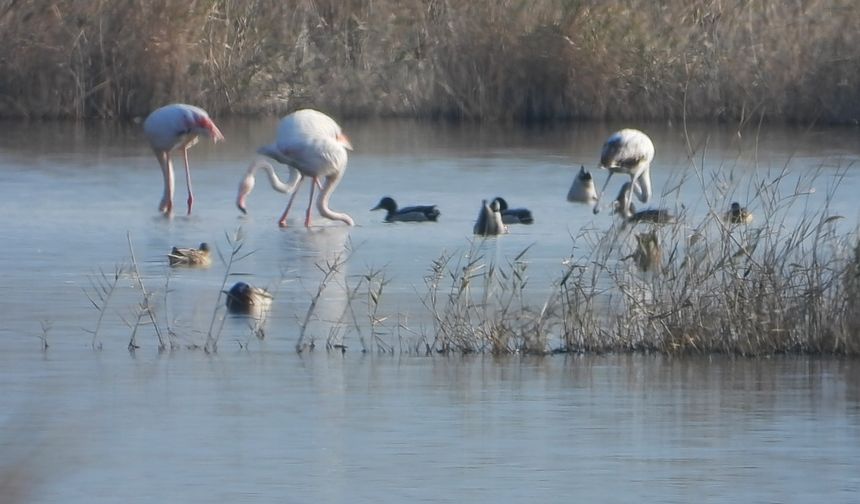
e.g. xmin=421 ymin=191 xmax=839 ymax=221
xmin=2 ymin=0 xmax=860 ymax=123
xmin=82 ymin=176 xmax=859 ymax=357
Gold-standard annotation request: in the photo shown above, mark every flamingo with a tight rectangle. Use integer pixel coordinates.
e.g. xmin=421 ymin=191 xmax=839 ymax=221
xmin=592 ymin=129 xmax=654 ymax=215
xmin=143 ymin=103 xmax=224 ymax=215
xmin=236 ymin=109 xmax=354 ymax=227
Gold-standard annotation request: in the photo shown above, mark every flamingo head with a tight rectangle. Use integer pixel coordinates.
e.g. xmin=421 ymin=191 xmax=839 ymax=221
xmin=196 ymin=116 xmax=225 ymax=143
xmin=337 ymin=132 xmax=353 ymax=151
xmin=236 ymin=173 xmax=255 ymax=214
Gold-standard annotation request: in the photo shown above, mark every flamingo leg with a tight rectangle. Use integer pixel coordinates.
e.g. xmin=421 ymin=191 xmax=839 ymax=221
xmin=182 ymin=146 xmax=194 ymax=215
xmin=305 ymin=177 xmax=318 ymax=227
xmin=158 ymin=151 xmax=175 ymax=215
xmin=592 ymin=172 xmax=615 ymax=214
xmin=278 ymin=179 xmax=304 ymax=228
xmin=631 ymin=167 xmax=651 ymax=204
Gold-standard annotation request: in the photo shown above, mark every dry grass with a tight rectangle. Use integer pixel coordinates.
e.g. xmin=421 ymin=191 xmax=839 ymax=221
xmin=2 ymin=0 xmax=859 ymax=122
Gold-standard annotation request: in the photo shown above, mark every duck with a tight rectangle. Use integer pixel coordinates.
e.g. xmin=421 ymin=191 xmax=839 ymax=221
xmin=724 ymin=202 xmax=753 ymax=225
xmin=473 ymin=199 xmax=508 ymax=236
xmin=493 ymin=197 xmax=534 ymax=225
xmin=167 ymin=242 xmax=212 ymax=267
xmin=612 ymin=183 xmax=675 ymax=225
xmin=224 ymin=281 xmax=273 ymax=314
xmin=370 ymin=196 xmax=440 ymax=222
xmin=625 ymin=230 xmax=662 ymax=273
xmin=567 ymin=165 xmax=598 ymax=205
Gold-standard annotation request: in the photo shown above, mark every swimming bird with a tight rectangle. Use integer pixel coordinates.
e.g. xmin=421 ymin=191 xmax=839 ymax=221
xmin=612 ymin=183 xmax=675 ymax=225
xmin=493 ymin=197 xmax=534 ymax=225
xmin=224 ymin=282 xmax=273 ymax=314
xmin=167 ymin=242 xmax=212 ymax=267
xmin=473 ymin=199 xmax=508 ymax=236
xmin=566 ymin=166 xmax=598 ymax=205
xmin=143 ymin=103 xmax=224 ymax=215
xmin=236 ymin=109 xmax=354 ymax=227
xmin=370 ymin=196 xmax=440 ymax=222
xmin=625 ymin=231 xmax=662 ymax=273
xmin=724 ymin=202 xmax=753 ymax=225
xmin=593 ymin=129 xmax=654 ymax=215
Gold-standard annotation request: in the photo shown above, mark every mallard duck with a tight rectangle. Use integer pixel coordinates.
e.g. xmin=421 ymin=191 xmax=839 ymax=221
xmin=370 ymin=196 xmax=440 ymax=222
xmin=612 ymin=183 xmax=675 ymax=225
xmin=473 ymin=199 xmax=508 ymax=236
xmin=493 ymin=197 xmax=534 ymax=225
xmin=224 ymin=281 xmax=273 ymax=314
xmin=724 ymin=202 xmax=753 ymax=224
xmin=625 ymin=230 xmax=662 ymax=273
xmin=167 ymin=242 xmax=212 ymax=267
xmin=593 ymin=129 xmax=654 ymax=215
xmin=567 ymin=165 xmax=598 ymax=205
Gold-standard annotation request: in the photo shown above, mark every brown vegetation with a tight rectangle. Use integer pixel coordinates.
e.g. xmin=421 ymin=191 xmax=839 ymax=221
xmin=1 ymin=0 xmax=859 ymax=122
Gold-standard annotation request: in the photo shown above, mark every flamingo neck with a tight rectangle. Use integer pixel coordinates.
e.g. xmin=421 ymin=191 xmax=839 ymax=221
xmin=246 ymin=158 xmax=300 ymax=194
xmin=316 ymin=174 xmax=354 ymax=226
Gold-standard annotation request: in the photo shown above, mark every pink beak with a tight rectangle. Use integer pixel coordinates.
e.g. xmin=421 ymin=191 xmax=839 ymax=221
xmin=337 ymin=133 xmax=353 ymax=151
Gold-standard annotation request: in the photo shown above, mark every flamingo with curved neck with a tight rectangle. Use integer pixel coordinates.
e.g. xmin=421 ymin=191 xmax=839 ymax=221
xmin=235 ymin=109 xmax=354 ymax=227
xmin=592 ymin=128 xmax=654 ymax=215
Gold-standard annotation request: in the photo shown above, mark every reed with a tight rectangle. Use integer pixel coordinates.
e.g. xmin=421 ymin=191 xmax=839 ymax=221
xmin=2 ymin=0 xmax=859 ymax=122
xmin=82 ymin=264 xmax=124 ymax=350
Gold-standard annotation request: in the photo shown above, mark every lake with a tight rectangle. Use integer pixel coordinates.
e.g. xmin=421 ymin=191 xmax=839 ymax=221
xmin=0 ymin=118 xmax=858 ymax=502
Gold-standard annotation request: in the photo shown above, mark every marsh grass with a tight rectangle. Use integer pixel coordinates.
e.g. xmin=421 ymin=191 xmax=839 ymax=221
xmin=3 ymin=1 xmax=860 ymax=123
xmin=80 ymin=135 xmax=859 ymax=356
xmin=82 ymin=264 xmax=124 ymax=350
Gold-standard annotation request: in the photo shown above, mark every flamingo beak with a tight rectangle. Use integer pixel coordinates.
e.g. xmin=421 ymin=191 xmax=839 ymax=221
xmin=236 ymin=176 xmax=253 ymax=214
xmin=337 ymin=133 xmax=353 ymax=151
xmin=198 ymin=117 xmax=225 ymax=143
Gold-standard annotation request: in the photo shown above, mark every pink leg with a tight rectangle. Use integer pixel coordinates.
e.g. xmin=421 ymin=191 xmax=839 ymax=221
xmin=278 ymin=180 xmax=304 ymax=228
xmin=305 ymin=177 xmax=318 ymax=227
xmin=158 ymin=151 xmax=174 ymax=215
xmin=182 ymin=147 xmax=193 ymax=215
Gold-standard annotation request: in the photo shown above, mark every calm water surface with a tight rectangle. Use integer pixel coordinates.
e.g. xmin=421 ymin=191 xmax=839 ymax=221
xmin=1 ymin=119 xmax=859 ymax=502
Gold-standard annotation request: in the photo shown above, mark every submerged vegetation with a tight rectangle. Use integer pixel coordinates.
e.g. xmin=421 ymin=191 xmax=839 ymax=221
xmin=2 ymin=0 xmax=860 ymax=123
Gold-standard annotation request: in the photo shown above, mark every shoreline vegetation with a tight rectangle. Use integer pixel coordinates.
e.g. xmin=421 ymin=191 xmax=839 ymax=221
xmin=78 ymin=155 xmax=860 ymax=357
xmin=2 ymin=0 xmax=860 ymax=123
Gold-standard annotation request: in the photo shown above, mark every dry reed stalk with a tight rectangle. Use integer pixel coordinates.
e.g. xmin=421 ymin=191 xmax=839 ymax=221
xmin=3 ymin=1 xmax=860 ymax=122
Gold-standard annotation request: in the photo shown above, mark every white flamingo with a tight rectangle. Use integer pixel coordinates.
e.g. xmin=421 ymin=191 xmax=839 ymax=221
xmin=592 ymin=129 xmax=654 ymax=215
xmin=143 ymin=103 xmax=224 ymax=215
xmin=236 ymin=109 xmax=354 ymax=227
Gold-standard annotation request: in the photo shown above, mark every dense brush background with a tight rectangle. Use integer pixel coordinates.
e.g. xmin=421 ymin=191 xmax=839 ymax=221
xmin=1 ymin=0 xmax=859 ymax=122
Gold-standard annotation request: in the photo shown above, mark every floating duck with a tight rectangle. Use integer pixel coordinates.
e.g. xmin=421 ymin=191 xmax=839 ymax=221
xmin=613 ymin=183 xmax=675 ymax=225
xmin=625 ymin=231 xmax=662 ymax=273
xmin=224 ymin=282 xmax=273 ymax=314
xmin=370 ymin=196 xmax=440 ymax=222
xmin=724 ymin=202 xmax=753 ymax=224
xmin=493 ymin=197 xmax=534 ymax=225
xmin=474 ymin=199 xmax=508 ymax=236
xmin=567 ymin=166 xmax=598 ymax=204
xmin=167 ymin=242 xmax=212 ymax=267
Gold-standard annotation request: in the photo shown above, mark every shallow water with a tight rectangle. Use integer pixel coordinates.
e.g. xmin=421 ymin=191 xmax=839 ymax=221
xmin=1 ymin=119 xmax=859 ymax=502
